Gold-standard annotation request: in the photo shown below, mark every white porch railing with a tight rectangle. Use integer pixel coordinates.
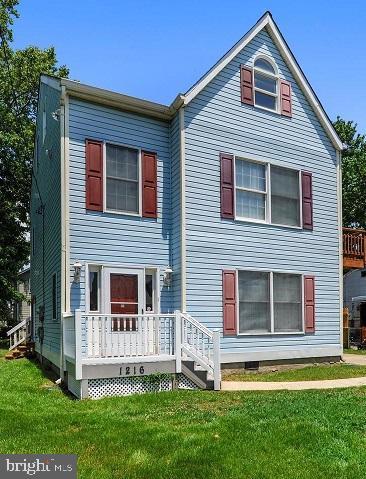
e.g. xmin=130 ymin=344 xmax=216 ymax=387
xmin=7 ymin=316 xmax=31 ymax=350
xmin=67 ymin=310 xmax=221 ymax=390
xmin=181 ymin=313 xmax=221 ymax=390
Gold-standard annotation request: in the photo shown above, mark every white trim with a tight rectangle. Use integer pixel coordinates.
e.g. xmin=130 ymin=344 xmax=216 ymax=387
xmin=337 ymin=150 xmax=343 ymax=351
xmin=180 ymin=108 xmax=187 ymax=312
xmin=253 ymin=55 xmax=279 ymax=113
xmin=85 ymin=263 xmax=161 ymax=315
xmin=51 ymin=272 xmax=57 ymax=320
xmin=234 ymin=155 xmax=302 ymax=228
xmin=236 ymin=268 xmax=304 ymax=335
xmin=103 ymin=267 xmax=144 ymax=315
xmin=59 ymin=77 xmax=175 ymax=121
xmin=183 ymin=12 xmax=342 ymax=151
xmin=102 ymin=141 xmax=142 ymax=217
xmin=220 ymin=345 xmax=342 ymax=363
xmin=86 ymin=265 xmax=102 ymax=314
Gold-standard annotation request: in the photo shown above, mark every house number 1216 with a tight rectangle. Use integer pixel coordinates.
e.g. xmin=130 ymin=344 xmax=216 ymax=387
xmin=120 ymin=366 xmax=145 ymax=376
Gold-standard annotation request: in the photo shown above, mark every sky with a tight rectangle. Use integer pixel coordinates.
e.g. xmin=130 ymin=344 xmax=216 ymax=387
xmin=12 ymin=0 xmax=366 ymax=132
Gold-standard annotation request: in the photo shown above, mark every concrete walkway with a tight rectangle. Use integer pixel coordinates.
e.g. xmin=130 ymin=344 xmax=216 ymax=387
xmin=221 ymin=376 xmax=366 ymax=391
xmin=342 ymin=353 xmax=366 ymax=366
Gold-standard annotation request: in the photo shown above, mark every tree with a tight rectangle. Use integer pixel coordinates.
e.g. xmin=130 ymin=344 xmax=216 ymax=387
xmin=333 ymin=118 xmax=366 ymax=229
xmin=0 ymin=0 xmax=68 ymax=321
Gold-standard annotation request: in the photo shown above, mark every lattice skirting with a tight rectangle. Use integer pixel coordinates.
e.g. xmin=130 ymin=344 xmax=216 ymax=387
xmin=88 ymin=374 xmax=198 ymax=399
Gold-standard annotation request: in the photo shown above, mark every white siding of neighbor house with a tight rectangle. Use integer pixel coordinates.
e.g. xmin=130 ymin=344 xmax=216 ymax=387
xmin=31 ymin=80 xmax=62 ymax=364
xmin=183 ymin=27 xmax=340 ymax=361
xmin=67 ymin=98 xmax=173 ymax=320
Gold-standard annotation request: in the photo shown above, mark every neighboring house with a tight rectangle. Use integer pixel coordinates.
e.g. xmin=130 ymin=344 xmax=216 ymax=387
xmin=13 ymin=267 xmax=31 ymax=324
xmin=28 ymin=12 xmax=343 ymax=399
xmin=344 ymin=269 xmax=366 ymax=341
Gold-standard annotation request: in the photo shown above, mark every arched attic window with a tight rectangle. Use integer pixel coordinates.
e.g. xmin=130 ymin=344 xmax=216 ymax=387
xmin=253 ymin=56 xmax=278 ymax=112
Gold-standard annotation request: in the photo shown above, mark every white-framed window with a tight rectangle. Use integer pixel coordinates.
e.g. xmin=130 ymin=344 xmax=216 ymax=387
xmin=52 ymin=273 xmax=57 ymax=320
xmin=88 ymin=265 xmax=101 ymax=313
xmin=238 ymin=270 xmax=303 ymax=334
xmin=253 ymin=56 xmax=278 ymax=112
xmin=235 ymin=158 xmax=267 ymax=221
xmin=235 ymin=157 xmax=301 ymax=227
xmin=105 ymin=143 xmax=140 ymax=215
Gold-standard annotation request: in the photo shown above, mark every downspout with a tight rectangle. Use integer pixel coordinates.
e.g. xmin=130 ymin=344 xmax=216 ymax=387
xmin=60 ymin=85 xmax=70 ymax=378
xmin=179 ymin=107 xmax=186 ymax=312
xmin=337 ymin=149 xmax=343 ymax=354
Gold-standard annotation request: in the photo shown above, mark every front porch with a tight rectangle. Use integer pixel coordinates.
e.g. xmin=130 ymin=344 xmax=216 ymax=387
xmin=62 ymin=310 xmax=221 ymax=398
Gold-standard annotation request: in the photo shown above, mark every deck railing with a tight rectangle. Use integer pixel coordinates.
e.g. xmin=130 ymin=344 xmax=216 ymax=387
xmin=7 ymin=316 xmax=31 ymax=350
xmin=68 ymin=310 xmax=221 ymax=390
xmin=343 ymin=227 xmax=366 ymax=269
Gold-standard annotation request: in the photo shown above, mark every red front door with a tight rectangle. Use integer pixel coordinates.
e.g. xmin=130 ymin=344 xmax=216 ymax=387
xmin=110 ymin=273 xmax=140 ymax=331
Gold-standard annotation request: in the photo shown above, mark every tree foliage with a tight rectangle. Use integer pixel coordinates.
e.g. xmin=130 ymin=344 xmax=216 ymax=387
xmin=0 ymin=0 xmax=68 ymax=321
xmin=334 ymin=117 xmax=366 ymax=228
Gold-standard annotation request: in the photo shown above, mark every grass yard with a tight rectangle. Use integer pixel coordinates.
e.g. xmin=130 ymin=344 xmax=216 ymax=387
xmin=224 ymin=363 xmax=366 ymax=382
xmin=344 ymin=348 xmax=366 ymax=355
xmin=1 ymin=351 xmax=366 ymax=478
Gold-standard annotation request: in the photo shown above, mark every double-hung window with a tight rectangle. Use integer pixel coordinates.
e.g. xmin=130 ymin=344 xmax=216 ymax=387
xmin=106 ymin=144 xmax=139 ymax=214
xmin=238 ymin=270 xmax=303 ymax=334
xmin=235 ymin=159 xmax=267 ymax=221
xmin=235 ymin=158 xmax=301 ymax=227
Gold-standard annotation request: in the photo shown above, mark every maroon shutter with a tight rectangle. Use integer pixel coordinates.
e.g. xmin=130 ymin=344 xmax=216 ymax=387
xmin=280 ymin=80 xmax=292 ymax=117
xmin=223 ymin=270 xmax=237 ymax=335
xmin=86 ymin=139 xmax=103 ymax=211
xmin=240 ymin=66 xmax=254 ymax=105
xmin=304 ymin=276 xmax=315 ymax=333
xmin=142 ymin=151 xmax=157 ymax=218
xmin=302 ymin=171 xmax=313 ymax=230
xmin=220 ymin=153 xmax=234 ymax=219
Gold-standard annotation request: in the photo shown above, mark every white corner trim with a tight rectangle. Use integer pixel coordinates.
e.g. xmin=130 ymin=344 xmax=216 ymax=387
xmin=180 ymin=108 xmax=187 ymax=312
xmin=337 ymin=150 xmax=343 ymax=351
xmin=183 ymin=13 xmax=342 ymax=151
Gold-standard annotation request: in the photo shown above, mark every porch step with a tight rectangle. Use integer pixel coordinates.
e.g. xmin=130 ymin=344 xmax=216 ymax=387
xmin=182 ymin=360 xmax=214 ymax=390
xmin=5 ymin=342 xmax=35 ymax=361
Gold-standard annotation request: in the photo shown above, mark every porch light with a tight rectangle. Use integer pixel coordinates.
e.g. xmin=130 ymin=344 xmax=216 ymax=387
xmin=163 ymin=266 xmax=173 ymax=287
xmin=73 ymin=261 xmax=82 ymax=283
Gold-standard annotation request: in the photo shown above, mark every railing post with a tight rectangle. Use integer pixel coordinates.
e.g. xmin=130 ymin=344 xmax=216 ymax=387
xmin=75 ymin=309 xmax=82 ymax=380
xmin=175 ymin=310 xmax=182 ymax=373
xmin=213 ymin=329 xmax=221 ymax=391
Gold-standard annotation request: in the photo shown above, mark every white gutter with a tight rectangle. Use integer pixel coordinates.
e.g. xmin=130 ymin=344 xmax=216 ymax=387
xmin=60 ymin=78 xmax=173 ymax=121
xmin=179 ymin=107 xmax=187 ymax=312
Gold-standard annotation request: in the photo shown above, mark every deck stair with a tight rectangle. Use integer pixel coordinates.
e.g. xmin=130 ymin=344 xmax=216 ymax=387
xmin=5 ymin=341 xmax=35 ymax=361
xmin=182 ymin=360 xmax=214 ymax=389
xmin=6 ymin=316 xmax=33 ymax=360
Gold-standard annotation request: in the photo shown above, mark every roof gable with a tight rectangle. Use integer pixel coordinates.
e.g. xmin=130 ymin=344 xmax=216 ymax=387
xmin=183 ymin=12 xmax=342 ymax=151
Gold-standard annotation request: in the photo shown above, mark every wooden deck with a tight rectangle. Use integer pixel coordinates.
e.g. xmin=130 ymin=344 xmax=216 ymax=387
xmin=343 ymin=227 xmax=366 ymax=269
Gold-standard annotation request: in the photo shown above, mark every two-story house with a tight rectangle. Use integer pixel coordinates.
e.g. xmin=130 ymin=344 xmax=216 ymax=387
xmin=28 ymin=12 xmax=343 ymax=398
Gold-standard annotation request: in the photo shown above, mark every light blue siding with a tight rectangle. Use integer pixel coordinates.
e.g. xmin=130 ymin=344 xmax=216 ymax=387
xmin=68 ymin=99 xmax=173 ymax=314
xmin=31 ymin=79 xmax=62 ymax=361
xmin=184 ymin=29 xmax=340 ymax=358
xmin=170 ymin=112 xmax=181 ymax=311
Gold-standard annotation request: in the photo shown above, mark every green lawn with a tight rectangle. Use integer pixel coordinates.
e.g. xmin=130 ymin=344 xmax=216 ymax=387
xmin=2 ymin=351 xmax=366 ymax=478
xmin=224 ymin=363 xmax=366 ymax=382
xmin=344 ymin=348 xmax=366 ymax=355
